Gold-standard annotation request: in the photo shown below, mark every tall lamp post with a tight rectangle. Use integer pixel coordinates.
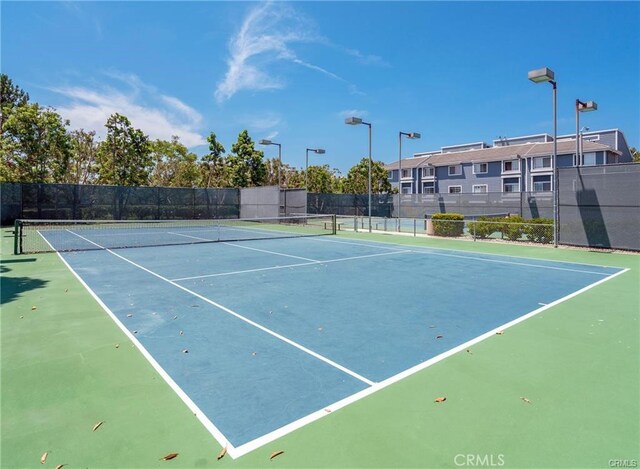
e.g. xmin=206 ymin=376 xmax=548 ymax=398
xmin=398 ymin=131 xmax=421 ymax=222
xmin=305 ymin=148 xmax=325 ymax=190
xmin=259 ymin=139 xmax=282 ymax=188
xmin=575 ymin=99 xmax=597 ymax=166
xmin=528 ymin=67 xmax=558 ymax=248
xmin=345 ymin=116 xmax=373 ymax=232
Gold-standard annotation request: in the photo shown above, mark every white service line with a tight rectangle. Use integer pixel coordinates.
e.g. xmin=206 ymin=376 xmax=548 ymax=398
xmin=222 ymin=241 xmax=319 ymax=262
xmin=170 ymin=250 xmax=412 ymax=282
xmin=65 ymin=229 xmax=375 ymax=390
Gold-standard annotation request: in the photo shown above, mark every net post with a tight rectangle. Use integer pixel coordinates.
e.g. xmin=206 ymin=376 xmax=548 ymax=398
xmin=332 ymin=214 xmax=337 ymax=235
xmin=13 ymin=219 xmax=20 ymax=255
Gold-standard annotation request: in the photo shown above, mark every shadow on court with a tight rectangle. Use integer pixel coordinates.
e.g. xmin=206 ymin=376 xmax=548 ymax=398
xmin=0 ymin=260 xmax=48 ymax=305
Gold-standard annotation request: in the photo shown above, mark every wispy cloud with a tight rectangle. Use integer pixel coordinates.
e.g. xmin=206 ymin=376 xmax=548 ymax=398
xmin=50 ymin=74 xmax=206 ymax=147
xmin=345 ymin=48 xmax=390 ymax=67
xmin=339 ymin=109 xmax=369 ymax=119
xmin=237 ymin=111 xmax=282 ymax=132
xmin=215 ymin=2 xmax=350 ymax=103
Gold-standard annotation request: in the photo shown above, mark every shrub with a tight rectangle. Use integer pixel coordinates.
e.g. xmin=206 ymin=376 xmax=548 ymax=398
xmin=431 ymin=213 xmax=464 ymax=237
xmin=502 ymin=215 xmax=526 ymax=241
xmin=467 ymin=216 xmax=504 ymax=239
xmin=524 ymin=217 xmax=553 ymax=244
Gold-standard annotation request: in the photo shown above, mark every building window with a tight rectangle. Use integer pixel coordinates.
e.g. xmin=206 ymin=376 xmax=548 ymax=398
xmin=503 ymin=177 xmax=520 ymax=193
xmin=532 ymin=156 xmax=552 ymax=170
xmin=472 ymin=163 xmax=488 ymax=174
xmin=422 ymin=167 xmax=434 ymax=177
xmin=387 ymin=171 xmax=393 ymax=180
xmin=448 ymin=185 xmax=462 ymax=194
xmin=583 ymin=152 xmax=596 ymax=166
xmin=401 ymin=183 xmax=412 ymax=194
xmin=472 ymin=184 xmax=488 ymax=193
xmin=503 ymin=160 xmax=519 ymax=172
xmin=401 ymin=168 xmax=412 ymax=178
xmin=532 ymin=175 xmax=551 ymax=192
xmin=422 ymin=182 xmax=435 ymax=194
xmin=448 ymin=165 xmax=462 ymax=176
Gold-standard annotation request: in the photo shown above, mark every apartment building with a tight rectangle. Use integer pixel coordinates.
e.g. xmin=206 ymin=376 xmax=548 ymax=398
xmin=386 ymin=129 xmax=633 ymax=194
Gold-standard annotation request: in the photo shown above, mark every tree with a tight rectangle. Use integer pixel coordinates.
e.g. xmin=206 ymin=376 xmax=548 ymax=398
xmin=227 ymin=130 xmax=266 ymax=187
xmin=64 ymin=129 xmax=99 ymax=184
xmin=149 ymin=136 xmax=200 ymax=187
xmin=0 ymin=74 xmax=29 ymax=133
xmin=631 ymin=147 xmax=639 ymax=163
xmin=97 ymin=113 xmax=152 ymax=186
xmin=306 ymin=164 xmax=341 ymax=193
xmin=199 ymin=132 xmax=228 ymax=187
xmin=1 ymin=103 xmax=71 ymax=183
xmin=342 ymin=157 xmax=392 ymax=194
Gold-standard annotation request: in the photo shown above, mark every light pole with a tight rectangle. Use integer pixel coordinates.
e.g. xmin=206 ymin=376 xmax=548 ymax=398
xmin=259 ymin=139 xmax=282 ymax=188
xmin=345 ymin=116 xmax=372 ymax=232
xmin=575 ymin=99 xmax=597 ymax=166
xmin=398 ymin=131 xmax=421 ymax=222
xmin=305 ymin=148 xmax=325 ymax=190
xmin=528 ymin=67 xmax=558 ymax=248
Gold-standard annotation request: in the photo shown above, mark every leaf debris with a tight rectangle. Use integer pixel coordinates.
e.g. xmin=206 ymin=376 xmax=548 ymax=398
xmin=92 ymin=421 xmax=104 ymax=432
xmin=217 ymin=446 xmax=227 ymax=460
xmin=270 ymin=450 xmax=284 ymax=460
xmin=434 ymin=397 xmax=446 ymax=403
xmin=160 ymin=453 xmax=178 ymax=461
xmin=40 ymin=451 xmax=48 ymax=464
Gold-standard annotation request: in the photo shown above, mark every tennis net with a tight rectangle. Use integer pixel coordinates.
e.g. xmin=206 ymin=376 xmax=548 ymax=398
xmin=14 ymin=215 xmax=337 ymax=254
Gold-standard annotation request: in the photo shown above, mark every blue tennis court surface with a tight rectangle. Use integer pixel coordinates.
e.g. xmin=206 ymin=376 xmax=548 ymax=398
xmin=49 ymin=230 xmax=624 ymax=456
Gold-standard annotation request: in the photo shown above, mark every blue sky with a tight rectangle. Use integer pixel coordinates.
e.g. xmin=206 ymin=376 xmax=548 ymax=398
xmin=2 ymin=1 xmax=638 ymax=172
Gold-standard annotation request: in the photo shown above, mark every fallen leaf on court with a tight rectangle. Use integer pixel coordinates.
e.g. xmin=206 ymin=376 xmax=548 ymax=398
xmin=92 ymin=421 xmax=104 ymax=432
xmin=217 ymin=446 xmax=227 ymax=460
xmin=133 ymin=330 xmax=138 ymax=334
xmin=496 ymin=331 xmax=505 ymax=335
xmin=173 ymin=316 xmax=178 ymax=320
xmin=179 ymin=331 xmax=184 ymax=335
xmin=40 ymin=451 xmax=48 ymax=464
xmin=324 ymin=408 xmax=332 ymax=413
xmin=436 ymin=335 xmax=443 ymax=339
xmin=65 ymin=289 xmax=68 ymax=293
xmin=182 ymin=349 xmax=189 ymax=353
xmin=160 ymin=453 xmax=178 ymax=461
xmin=31 ymin=306 xmax=37 ymax=310
xmin=270 ymin=450 xmax=284 ymax=460
xmin=429 ymin=325 xmax=436 ymax=328
xmin=20 ymin=316 xmax=24 ymax=319
xmin=127 ymin=313 xmax=133 ymax=317
xmin=466 ymin=349 xmax=473 ymax=354
xmin=520 ymin=397 xmax=532 ymax=404
xmin=115 ymin=344 xmax=119 ymax=348
xmin=434 ymin=397 xmax=446 ymax=403
xmin=252 ymin=352 xmax=257 ymax=356
xmin=55 ymin=465 xmax=65 ymax=469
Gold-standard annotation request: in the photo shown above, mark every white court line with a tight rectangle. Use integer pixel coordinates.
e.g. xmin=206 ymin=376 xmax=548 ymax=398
xmin=47 ymin=231 xmax=237 ymax=456
xmin=309 ymin=236 xmax=623 ymax=274
xmin=169 ymin=231 xmax=319 ymax=262
xmin=231 ymin=266 xmax=630 ymax=457
xmin=170 ymin=250 xmax=412 ymax=282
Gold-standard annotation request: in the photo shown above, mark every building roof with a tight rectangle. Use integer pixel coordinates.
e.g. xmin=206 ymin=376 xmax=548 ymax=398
xmin=385 ymin=140 xmax=619 ymax=170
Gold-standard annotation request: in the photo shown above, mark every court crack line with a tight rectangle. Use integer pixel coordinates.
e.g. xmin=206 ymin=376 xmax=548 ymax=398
xmin=64 ymin=229 xmax=375 ymax=387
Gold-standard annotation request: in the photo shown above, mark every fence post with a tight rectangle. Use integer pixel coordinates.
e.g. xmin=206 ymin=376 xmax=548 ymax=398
xmin=413 ymin=218 xmax=416 ymax=237
xmin=13 ymin=219 xmax=19 ymax=255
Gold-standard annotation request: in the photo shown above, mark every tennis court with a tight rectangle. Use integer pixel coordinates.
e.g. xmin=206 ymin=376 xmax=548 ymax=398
xmin=9 ymin=216 xmax=628 ymax=459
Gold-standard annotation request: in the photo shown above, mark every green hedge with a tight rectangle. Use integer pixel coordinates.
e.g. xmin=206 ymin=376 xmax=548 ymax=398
xmin=523 ymin=217 xmax=553 ymax=244
xmin=431 ymin=213 xmax=464 ymax=237
xmin=467 ymin=216 xmax=505 ymax=239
